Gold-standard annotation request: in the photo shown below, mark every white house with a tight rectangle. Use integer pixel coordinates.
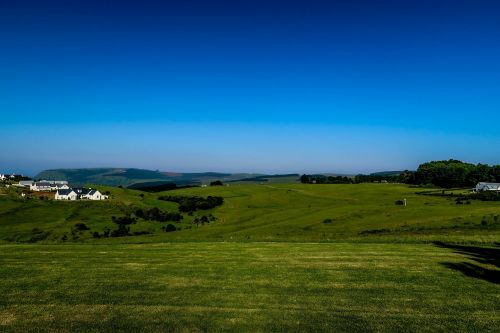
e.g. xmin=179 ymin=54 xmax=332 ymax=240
xmin=55 ymin=189 xmax=78 ymax=200
xmin=30 ymin=182 xmax=53 ymax=192
xmin=474 ymin=182 xmax=500 ymax=192
xmin=0 ymin=174 xmax=6 ymax=180
xmin=81 ymin=189 xmax=108 ymax=200
xmin=30 ymin=181 xmax=69 ymax=192
xmin=55 ymin=187 xmax=108 ymax=200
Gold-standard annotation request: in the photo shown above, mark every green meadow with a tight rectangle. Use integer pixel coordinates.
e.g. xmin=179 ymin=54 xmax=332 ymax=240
xmin=1 ymin=183 xmax=499 ymax=244
xmin=0 ymin=183 xmax=499 ymax=331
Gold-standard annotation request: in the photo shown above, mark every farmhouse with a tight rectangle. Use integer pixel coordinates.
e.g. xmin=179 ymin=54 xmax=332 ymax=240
xmin=473 ymin=182 xmax=500 ymax=192
xmin=81 ymin=189 xmax=107 ymax=200
xmin=55 ymin=189 xmax=78 ymax=201
xmin=30 ymin=182 xmax=52 ymax=191
xmin=29 ymin=181 xmax=70 ymax=192
xmin=55 ymin=187 xmax=108 ymax=201
xmin=0 ymin=174 xmax=6 ymax=180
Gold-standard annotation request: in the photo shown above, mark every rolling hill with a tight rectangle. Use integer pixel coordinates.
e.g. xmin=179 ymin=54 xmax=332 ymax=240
xmin=34 ymin=168 xmax=251 ymax=187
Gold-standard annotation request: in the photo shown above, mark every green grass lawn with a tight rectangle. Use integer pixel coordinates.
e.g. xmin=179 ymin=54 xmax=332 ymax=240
xmin=0 ymin=183 xmax=499 ymax=331
xmin=0 ymin=242 xmax=498 ymax=332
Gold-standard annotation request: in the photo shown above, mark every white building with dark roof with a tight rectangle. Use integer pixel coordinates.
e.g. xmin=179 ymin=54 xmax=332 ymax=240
xmin=55 ymin=187 xmax=108 ymax=200
xmin=81 ymin=189 xmax=107 ymax=200
xmin=30 ymin=181 xmax=69 ymax=192
xmin=55 ymin=189 xmax=78 ymax=200
xmin=474 ymin=182 xmax=500 ymax=192
xmin=30 ymin=182 xmax=53 ymax=192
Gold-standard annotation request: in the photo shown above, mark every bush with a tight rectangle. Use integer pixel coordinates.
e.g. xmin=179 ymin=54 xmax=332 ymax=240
xmin=74 ymin=223 xmax=90 ymax=231
xmin=323 ymin=218 xmax=333 ymax=224
xmin=111 ymin=224 xmax=130 ymax=237
xmin=164 ymin=224 xmax=177 ymax=232
xmin=158 ymin=195 xmax=224 ymax=213
xmin=92 ymin=231 xmax=100 ymax=238
xmin=395 ymin=200 xmax=405 ymax=205
xmin=135 ymin=207 xmax=182 ymax=222
xmin=112 ymin=216 xmax=136 ymax=225
xmin=210 ymin=180 xmax=224 ymax=186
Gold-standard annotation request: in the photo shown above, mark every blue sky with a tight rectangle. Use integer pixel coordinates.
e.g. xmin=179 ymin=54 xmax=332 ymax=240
xmin=1 ymin=0 xmax=499 ymax=175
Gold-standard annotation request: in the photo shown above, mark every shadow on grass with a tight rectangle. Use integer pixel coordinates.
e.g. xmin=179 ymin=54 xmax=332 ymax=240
xmin=434 ymin=242 xmax=500 ymax=284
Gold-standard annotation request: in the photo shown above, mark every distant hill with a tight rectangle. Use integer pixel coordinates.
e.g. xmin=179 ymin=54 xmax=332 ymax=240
xmin=35 ymin=168 xmax=292 ymax=187
xmin=35 ymin=168 xmax=168 ymax=187
xmin=370 ymin=171 xmax=405 ymax=177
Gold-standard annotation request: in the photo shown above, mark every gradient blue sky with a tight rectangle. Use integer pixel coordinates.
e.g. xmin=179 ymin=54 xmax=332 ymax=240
xmin=1 ymin=0 xmax=499 ymax=175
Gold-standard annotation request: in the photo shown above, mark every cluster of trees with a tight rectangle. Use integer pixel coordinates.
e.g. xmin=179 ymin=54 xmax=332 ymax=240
xmin=210 ymin=180 xmax=224 ymax=186
xmin=135 ymin=207 xmax=183 ymax=222
xmin=128 ymin=182 xmax=198 ymax=192
xmin=353 ymin=172 xmax=415 ymax=184
xmin=192 ymin=214 xmax=216 ymax=227
xmin=158 ymin=195 xmax=224 ymax=212
xmin=409 ymin=160 xmax=500 ymax=188
xmin=303 ymin=160 xmax=500 ymax=189
xmin=300 ymin=175 xmax=353 ymax=184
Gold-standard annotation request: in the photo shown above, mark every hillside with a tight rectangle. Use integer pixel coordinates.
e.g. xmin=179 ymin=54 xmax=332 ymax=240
xmin=1 ymin=183 xmax=499 ymax=244
xmin=1 ymin=182 xmax=499 ymax=332
xmin=35 ymin=168 xmax=247 ymax=187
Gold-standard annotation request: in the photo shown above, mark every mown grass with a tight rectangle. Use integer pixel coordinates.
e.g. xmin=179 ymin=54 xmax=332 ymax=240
xmin=0 ymin=242 xmax=499 ymax=332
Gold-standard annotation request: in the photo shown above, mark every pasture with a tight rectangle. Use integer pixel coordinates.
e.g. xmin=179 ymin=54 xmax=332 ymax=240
xmin=0 ymin=242 xmax=499 ymax=332
xmin=0 ymin=183 xmax=499 ymax=244
xmin=0 ymin=183 xmax=499 ymax=331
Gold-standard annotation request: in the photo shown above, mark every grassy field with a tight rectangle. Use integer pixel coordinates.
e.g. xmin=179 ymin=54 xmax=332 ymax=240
xmin=0 ymin=183 xmax=499 ymax=331
xmin=1 ymin=242 xmax=499 ymax=332
xmin=1 ymin=183 xmax=499 ymax=244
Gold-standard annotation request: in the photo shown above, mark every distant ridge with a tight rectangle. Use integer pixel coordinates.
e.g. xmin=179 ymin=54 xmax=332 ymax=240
xmin=34 ymin=168 xmax=297 ymax=187
xmin=370 ymin=171 xmax=405 ymax=177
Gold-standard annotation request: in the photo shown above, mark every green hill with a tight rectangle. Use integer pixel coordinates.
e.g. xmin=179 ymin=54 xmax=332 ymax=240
xmin=34 ymin=168 xmax=239 ymax=187
xmin=1 ymin=183 xmax=499 ymax=244
xmin=1 ymin=182 xmax=499 ymax=332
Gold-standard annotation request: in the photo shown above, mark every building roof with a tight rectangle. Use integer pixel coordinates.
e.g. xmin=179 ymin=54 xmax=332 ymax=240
xmin=57 ymin=189 xmax=75 ymax=196
xmin=35 ymin=182 xmax=52 ymax=187
xmin=476 ymin=182 xmax=500 ymax=190
xmin=73 ymin=188 xmax=91 ymax=195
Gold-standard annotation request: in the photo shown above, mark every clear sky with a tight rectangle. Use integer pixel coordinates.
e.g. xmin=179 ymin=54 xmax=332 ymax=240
xmin=1 ymin=0 xmax=499 ymax=175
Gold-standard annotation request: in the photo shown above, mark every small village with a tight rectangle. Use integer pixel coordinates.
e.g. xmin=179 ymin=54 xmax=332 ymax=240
xmin=1 ymin=173 xmax=108 ymax=201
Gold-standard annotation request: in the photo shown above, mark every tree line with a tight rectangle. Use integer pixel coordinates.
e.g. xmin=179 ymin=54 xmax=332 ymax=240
xmin=301 ymin=159 xmax=500 ymax=188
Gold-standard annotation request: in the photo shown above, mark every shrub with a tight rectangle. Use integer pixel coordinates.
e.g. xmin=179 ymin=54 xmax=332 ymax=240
xmin=158 ymin=195 xmax=224 ymax=213
xmin=210 ymin=180 xmax=223 ymax=186
xmin=111 ymin=224 xmax=130 ymax=237
xmin=92 ymin=231 xmax=100 ymax=238
xmin=74 ymin=223 xmax=90 ymax=231
xmin=112 ymin=216 xmax=136 ymax=225
xmin=395 ymin=200 xmax=405 ymax=205
xmin=323 ymin=218 xmax=333 ymax=224
xmin=135 ymin=207 xmax=183 ymax=222
xmin=164 ymin=224 xmax=176 ymax=232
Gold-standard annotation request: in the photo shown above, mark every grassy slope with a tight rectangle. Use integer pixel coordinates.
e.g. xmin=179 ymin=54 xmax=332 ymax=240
xmin=0 ymin=242 xmax=498 ymax=332
xmin=1 ymin=183 xmax=499 ymax=244
xmin=1 ymin=183 xmax=499 ymax=331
